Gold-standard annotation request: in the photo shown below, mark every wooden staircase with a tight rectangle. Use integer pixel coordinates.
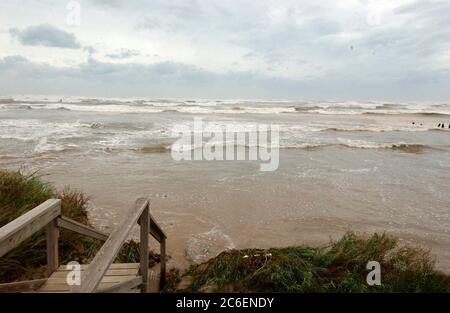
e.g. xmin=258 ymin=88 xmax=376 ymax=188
xmin=39 ymin=263 xmax=142 ymax=293
xmin=0 ymin=198 xmax=166 ymax=293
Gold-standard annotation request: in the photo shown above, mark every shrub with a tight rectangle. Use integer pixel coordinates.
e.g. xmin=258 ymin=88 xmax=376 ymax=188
xmin=184 ymin=232 xmax=450 ymax=293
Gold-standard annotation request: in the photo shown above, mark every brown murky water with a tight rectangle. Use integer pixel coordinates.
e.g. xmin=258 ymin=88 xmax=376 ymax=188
xmin=1 ymin=97 xmax=449 ymax=271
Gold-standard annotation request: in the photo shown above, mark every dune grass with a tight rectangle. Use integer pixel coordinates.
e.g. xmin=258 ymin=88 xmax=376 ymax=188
xmin=0 ymin=169 xmax=159 ymax=283
xmin=183 ymin=232 xmax=450 ymax=293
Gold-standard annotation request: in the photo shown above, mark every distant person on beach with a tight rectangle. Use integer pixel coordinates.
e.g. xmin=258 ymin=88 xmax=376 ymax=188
xmin=438 ymin=123 xmax=441 ymax=127
xmin=442 ymin=124 xmax=445 ymax=128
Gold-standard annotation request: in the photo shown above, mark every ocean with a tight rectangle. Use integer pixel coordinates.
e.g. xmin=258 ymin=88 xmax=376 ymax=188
xmin=1 ymin=96 xmax=449 ymax=271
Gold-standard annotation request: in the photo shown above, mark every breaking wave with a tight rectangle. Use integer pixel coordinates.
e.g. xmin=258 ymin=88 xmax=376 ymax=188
xmin=1 ymin=97 xmax=448 ymax=116
xmin=277 ymin=142 xmax=432 ymax=153
xmin=139 ymin=144 xmax=171 ymax=153
xmin=165 ymin=141 xmax=433 ymax=154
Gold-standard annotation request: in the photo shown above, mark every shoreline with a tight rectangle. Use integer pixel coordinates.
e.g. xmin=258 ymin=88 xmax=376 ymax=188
xmin=87 ymin=205 xmax=450 ymax=274
xmin=3 ymin=143 xmax=449 ymax=275
xmin=82 ymin=200 xmax=450 ymax=273
xmin=1 ymin=169 xmax=448 ymax=292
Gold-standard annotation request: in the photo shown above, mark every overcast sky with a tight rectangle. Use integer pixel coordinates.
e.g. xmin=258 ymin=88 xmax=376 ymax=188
xmin=0 ymin=0 xmax=449 ymax=100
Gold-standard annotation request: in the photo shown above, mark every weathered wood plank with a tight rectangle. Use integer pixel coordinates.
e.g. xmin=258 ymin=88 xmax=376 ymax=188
xmin=74 ymin=198 xmax=149 ymax=293
xmin=39 ymin=281 xmax=124 ymax=292
xmin=38 ymin=262 xmax=141 ymax=292
xmin=150 ymin=214 xmax=167 ymax=242
xmin=0 ymin=199 xmax=61 ymax=257
xmin=52 ymin=268 xmax=138 ymax=277
xmin=98 ymin=277 xmax=142 ymax=293
xmin=46 ymin=219 xmax=59 ymax=275
xmin=0 ymin=279 xmax=47 ymax=293
xmin=57 ymin=216 xmax=109 ymax=241
xmin=160 ymin=238 xmax=166 ymax=290
xmin=56 ymin=263 xmax=139 ymax=271
xmin=139 ymin=215 xmax=164 ymax=242
xmin=139 ymin=204 xmax=149 ymax=293
xmin=46 ymin=275 xmax=136 ymax=284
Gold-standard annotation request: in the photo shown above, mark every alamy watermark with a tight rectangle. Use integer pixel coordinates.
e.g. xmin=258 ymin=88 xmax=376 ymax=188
xmin=366 ymin=261 xmax=381 ymax=286
xmin=66 ymin=1 xmax=81 ymax=27
xmin=170 ymin=118 xmax=280 ymax=172
xmin=66 ymin=261 xmax=81 ymax=286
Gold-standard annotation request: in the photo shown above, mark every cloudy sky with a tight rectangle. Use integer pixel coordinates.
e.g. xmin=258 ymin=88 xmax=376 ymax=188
xmin=0 ymin=0 xmax=449 ymax=100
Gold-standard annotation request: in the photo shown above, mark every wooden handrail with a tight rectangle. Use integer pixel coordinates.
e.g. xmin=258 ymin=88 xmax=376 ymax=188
xmin=0 ymin=197 xmax=167 ymax=293
xmin=150 ymin=214 xmax=167 ymax=243
xmin=0 ymin=199 xmax=61 ymax=258
xmin=139 ymin=213 xmax=166 ymax=243
xmin=74 ymin=198 xmax=149 ymax=293
xmin=57 ymin=216 xmax=109 ymax=241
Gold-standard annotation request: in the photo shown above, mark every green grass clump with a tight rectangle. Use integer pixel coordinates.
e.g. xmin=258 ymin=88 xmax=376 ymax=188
xmin=184 ymin=232 xmax=450 ymax=293
xmin=0 ymin=169 xmax=158 ymax=283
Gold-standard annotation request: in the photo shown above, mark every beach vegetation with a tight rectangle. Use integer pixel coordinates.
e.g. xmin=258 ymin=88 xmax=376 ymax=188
xmin=182 ymin=232 xmax=450 ymax=293
xmin=0 ymin=169 xmax=159 ymax=283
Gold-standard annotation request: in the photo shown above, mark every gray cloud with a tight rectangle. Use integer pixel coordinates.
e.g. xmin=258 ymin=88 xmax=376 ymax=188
xmin=89 ymin=0 xmax=122 ymax=8
xmin=0 ymin=55 xmax=448 ymax=101
xmin=1 ymin=1 xmax=449 ymax=100
xmin=0 ymin=55 xmax=217 ymax=96
xmin=105 ymin=49 xmax=140 ymax=59
xmin=83 ymin=46 xmax=97 ymax=55
xmin=9 ymin=24 xmax=81 ymax=49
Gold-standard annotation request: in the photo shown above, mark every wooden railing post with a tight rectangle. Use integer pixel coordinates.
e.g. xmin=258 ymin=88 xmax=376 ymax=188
xmin=75 ymin=198 xmax=149 ymax=293
xmin=160 ymin=238 xmax=166 ymax=290
xmin=0 ymin=199 xmax=61 ymax=258
xmin=46 ymin=218 xmax=59 ymax=275
xmin=139 ymin=203 xmax=150 ymax=293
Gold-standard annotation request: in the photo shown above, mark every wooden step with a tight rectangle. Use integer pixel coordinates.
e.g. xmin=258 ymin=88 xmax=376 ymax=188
xmin=37 ymin=263 xmax=140 ymax=293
